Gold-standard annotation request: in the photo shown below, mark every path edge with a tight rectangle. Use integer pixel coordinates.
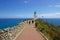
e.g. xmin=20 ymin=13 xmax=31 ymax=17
xmin=39 ymin=32 xmax=48 ymax=40
xmin=13 ymin=26 xmax=27 ymax=40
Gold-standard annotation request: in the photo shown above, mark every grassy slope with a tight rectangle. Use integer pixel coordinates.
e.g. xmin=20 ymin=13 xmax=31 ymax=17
xmin=35 ymin=19 xmax=60 ymax=40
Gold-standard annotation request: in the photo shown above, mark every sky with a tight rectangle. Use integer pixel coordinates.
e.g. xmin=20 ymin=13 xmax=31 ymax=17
xmin=0 ymin=0 xmax=60 ymax=18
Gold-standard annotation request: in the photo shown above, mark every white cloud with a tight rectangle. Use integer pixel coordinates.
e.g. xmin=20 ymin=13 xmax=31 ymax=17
xmin=24 ymin=0 xmax=28 ymax=4
xmin=49 ymin=5 xmax=60 ymax=7
xmin=49 ymin=5 xmax=53 ymax=7
xmin=38 ymin=13 xmax=60 ymax=18
xmin=55 ymin=5 xmax=60 ymax=7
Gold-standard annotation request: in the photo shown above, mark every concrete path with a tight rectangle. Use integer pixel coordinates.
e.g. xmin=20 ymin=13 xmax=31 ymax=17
xmin=15 ymin=23 xmax=45 ymax=40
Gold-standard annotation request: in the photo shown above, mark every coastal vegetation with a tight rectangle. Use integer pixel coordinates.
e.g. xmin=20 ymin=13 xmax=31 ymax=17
xmin=35 ymin=19 xmax=60 ymax=40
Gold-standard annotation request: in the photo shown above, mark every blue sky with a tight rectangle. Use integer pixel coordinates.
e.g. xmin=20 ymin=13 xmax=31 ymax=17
xmin=0 ymin=0 xmax=60 ymax=18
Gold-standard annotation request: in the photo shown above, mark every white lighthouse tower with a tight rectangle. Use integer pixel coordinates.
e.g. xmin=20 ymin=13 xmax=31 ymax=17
xmin=34 ymin=11 xmax=37 ymax=20
xmin=34 ymin=11 xmax=37 ymax=24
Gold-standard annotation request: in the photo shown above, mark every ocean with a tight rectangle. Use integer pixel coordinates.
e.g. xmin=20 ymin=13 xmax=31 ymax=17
xmin=0 ymin=18 xmax=26 ymax=30
xmin=42 ymin=18 xmax=60 ymax=26
xmin=0 ymin=18 xmax=60 ymax=30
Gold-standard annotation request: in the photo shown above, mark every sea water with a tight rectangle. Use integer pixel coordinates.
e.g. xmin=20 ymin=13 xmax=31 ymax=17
xmin=43 ymin=18 xmax=60 ymax=26
xmin=0 ymin=18 xmax=26 ymax=29
xmin=0 ymin=18 xmax=60 ymax=29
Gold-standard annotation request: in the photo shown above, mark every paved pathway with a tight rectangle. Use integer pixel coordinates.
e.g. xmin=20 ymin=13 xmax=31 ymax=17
xmin=15 ymin=22 xmax=45 ymax=40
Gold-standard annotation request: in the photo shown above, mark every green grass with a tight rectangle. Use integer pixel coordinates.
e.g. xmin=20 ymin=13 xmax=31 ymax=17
xmin=35 ymin=19 xmax=60 ymax=40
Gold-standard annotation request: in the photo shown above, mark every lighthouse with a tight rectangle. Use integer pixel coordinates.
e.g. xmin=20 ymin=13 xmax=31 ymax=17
xmin=34 ymin=11 xmax=37 ymax=20
xmin=34 ymin=11 xmax=37 ymax=24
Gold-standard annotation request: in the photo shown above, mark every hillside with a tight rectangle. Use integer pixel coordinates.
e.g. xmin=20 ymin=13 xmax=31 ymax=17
xmin=35 ymin=19 xmax=60 ymax=40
